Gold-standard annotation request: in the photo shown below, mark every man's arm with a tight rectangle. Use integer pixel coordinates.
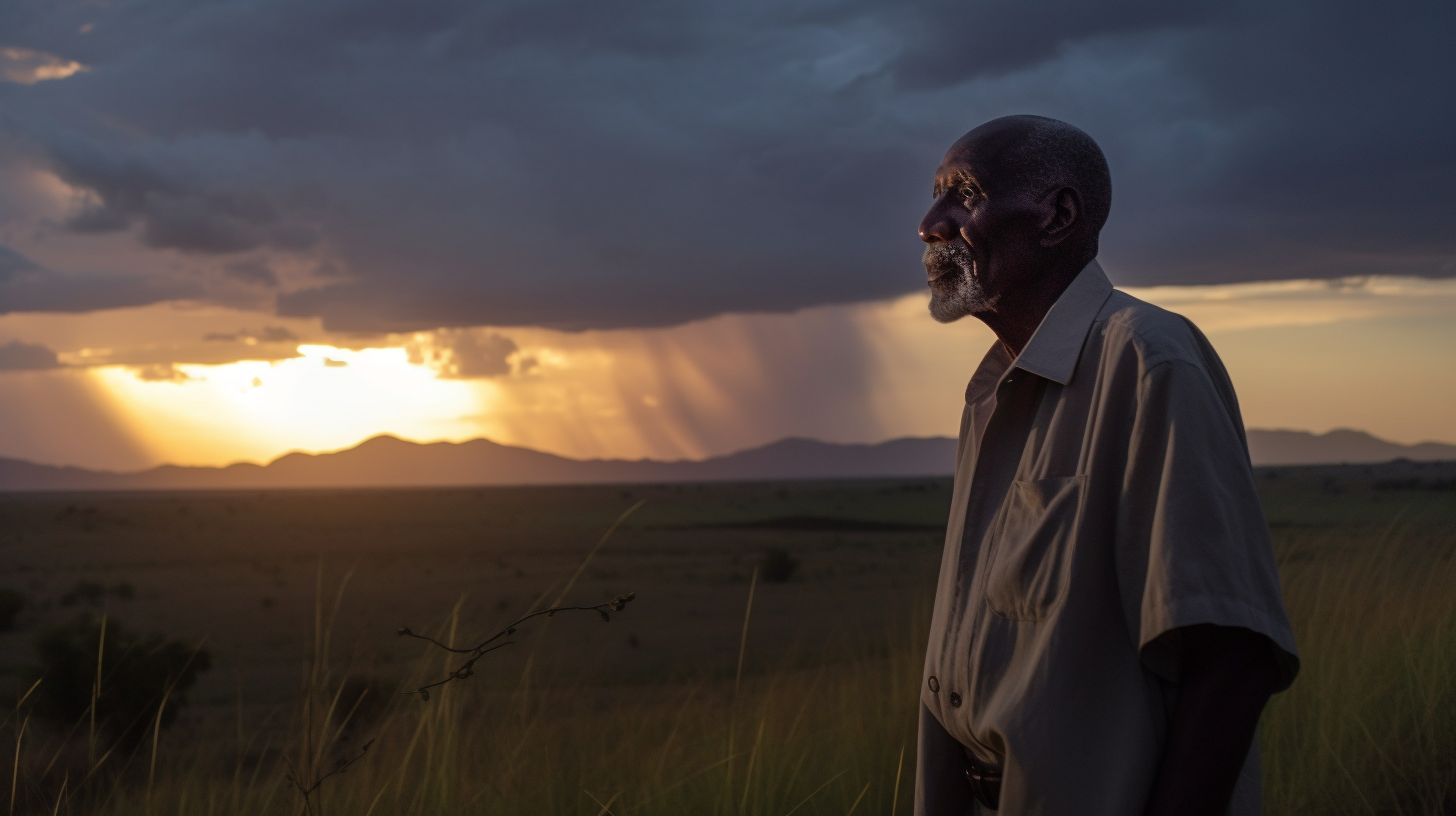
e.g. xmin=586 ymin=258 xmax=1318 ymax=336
xmin=1144 ymin=624 xmax=1282 ymax=816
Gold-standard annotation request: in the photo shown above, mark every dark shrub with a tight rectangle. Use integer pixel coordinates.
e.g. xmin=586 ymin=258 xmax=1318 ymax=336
xmin=58 ymin=580 xmax=106 ymax=607
xmin=28 ymin=615 xmax=211 ymax=750
xmin=0 ymin=588 xmax=25 ymax=631
xmin=759 ymin=548 xmax=800 ymax=583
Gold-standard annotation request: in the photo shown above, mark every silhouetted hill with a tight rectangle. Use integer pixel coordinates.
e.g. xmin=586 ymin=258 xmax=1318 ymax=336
xmin=0 ymin=428 xmax=1450 ymax=492
xmin=1245 ymin=429 xmax=1456 ymax=466
xmin=0 ymin=435 xmax=959 ymax=491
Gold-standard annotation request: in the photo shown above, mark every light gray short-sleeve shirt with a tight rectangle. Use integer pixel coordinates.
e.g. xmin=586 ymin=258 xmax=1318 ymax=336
xmin=915 ymin=260 xmax=1298 ymax=816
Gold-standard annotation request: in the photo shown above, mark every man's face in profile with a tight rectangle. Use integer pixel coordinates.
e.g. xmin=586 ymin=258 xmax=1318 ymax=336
xmin=920 ymin=125 xmax=1045 ymax=324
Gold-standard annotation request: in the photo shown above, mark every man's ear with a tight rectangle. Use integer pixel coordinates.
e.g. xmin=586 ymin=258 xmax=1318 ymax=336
xmin=1039 ymin=187 xmax=1081 ymax=247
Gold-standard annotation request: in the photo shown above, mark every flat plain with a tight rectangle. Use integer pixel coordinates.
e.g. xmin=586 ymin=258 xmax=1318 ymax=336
xmin=0 ymin=461 xmax=1452 ymax=815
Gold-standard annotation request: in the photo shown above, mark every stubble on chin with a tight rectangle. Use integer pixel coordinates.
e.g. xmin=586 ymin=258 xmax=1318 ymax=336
xmin=924 ymin=242 xmax=989 ymax=324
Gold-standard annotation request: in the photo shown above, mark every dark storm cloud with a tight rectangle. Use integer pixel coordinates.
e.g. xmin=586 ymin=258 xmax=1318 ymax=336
xmin=39 ymin=132 xmax=309 ymax=254
xmin=0 ymin=0 xmax=1452 ymax=328
xmin=0 ymin=245 xmax=41 ymax=281
xmin=221 ymin=258 xmax=279 ymax=288
xmin=0 ymin=244 xmax=199 ymax=314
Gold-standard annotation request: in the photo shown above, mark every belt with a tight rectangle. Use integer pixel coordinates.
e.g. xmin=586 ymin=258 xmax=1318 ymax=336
xmin=964 ymin=748 xmax=1003 ymax=811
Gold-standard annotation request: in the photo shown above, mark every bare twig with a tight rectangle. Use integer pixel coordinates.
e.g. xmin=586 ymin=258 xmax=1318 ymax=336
xmin=283 ymin=501 xmax=645 ymax=814
xmin=284 ymin=739 xmax=374 ymax=814
xmin=398 ymin=499 xmax=646 ymax=701
xmin=396 ymin=592 xmax=636 ymax=700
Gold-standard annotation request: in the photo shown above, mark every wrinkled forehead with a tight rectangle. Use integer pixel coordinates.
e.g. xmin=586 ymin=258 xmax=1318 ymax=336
xmin=933 ymin=122 xmax=1031 ymax=194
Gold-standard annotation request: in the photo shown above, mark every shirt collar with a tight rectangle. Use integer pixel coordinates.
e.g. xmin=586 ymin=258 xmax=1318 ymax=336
xmin=1012 ymin=259 xmax=1115 ymax=386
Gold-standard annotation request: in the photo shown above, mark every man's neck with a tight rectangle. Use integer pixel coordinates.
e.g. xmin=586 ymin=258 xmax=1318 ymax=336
xmin=977 ymin=259 xmax=1086 ymax=357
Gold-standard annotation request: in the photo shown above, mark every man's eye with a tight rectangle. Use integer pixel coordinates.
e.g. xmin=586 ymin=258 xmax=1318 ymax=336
xmin=960 ymin=185 xmax=981 ymax=200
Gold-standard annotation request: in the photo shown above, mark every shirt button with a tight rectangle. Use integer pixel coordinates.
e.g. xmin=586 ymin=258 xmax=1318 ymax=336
xmin=927 ymin=676 xmax=940 ymax=693
xmin=949 ymin=691 xmax=962 ymax=708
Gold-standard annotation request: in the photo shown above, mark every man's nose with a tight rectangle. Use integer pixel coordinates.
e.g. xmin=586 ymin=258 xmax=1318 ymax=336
xmin=919 ymin=200 xmax=956 ymax=243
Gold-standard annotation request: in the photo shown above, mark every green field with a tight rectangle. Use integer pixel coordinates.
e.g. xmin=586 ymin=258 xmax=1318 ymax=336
xmin=0 ymin=461 xmax=1453 ymax=815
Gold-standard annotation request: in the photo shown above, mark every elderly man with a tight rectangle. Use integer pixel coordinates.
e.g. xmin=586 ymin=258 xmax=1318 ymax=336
xmin=914 ymin=115 xmax=1299 ymax=816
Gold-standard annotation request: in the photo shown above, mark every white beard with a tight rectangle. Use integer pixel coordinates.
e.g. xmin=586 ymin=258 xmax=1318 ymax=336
xmin=924 ymin=242 xmax=990 ymax=323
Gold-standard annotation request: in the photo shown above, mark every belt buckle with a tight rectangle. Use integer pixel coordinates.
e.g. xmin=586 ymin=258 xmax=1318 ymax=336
xmin=964 ymin=755 xmax=1003 ymax=811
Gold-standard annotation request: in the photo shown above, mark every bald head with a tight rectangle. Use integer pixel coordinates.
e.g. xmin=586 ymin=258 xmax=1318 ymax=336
xmin=952 ymin=115 xmax=1112 ymax=252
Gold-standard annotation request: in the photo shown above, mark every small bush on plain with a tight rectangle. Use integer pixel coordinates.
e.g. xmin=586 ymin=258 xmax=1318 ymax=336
xmin=58 ymin=580 xmax=106 ymax=607
xmin=0 ymin=587 xmax=25 ymax=631
xmin=27 ymin=615 xmax=211 ymax=750
xmin=760 ymin=548 xmax=800 ymax=583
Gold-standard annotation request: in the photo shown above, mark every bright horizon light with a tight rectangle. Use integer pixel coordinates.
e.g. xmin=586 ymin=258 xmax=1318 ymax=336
xmin=92 ymin=345 xmax=486 ymax=467
xmin=4 ymin=274 xmax=1456 ymax=471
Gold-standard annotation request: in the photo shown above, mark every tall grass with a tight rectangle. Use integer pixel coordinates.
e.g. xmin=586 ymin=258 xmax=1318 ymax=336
xmin=1262 ymin=526 xmax=1456 ymax=816
xmin=5 ymin=572 xmax=925 ymax=816
xmin=6 ymin=520 xmax=1455 ymax=814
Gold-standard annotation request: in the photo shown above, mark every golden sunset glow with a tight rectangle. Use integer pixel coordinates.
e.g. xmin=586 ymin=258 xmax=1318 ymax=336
xmin=90 ymin=346 xmax=483 ymax=467
xmin=2 ymin=275 xmax=1449 ymax=472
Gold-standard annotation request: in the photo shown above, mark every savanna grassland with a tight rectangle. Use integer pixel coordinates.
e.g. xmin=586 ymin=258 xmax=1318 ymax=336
xmin=0 ymin=462 xmax=1453 ymax=815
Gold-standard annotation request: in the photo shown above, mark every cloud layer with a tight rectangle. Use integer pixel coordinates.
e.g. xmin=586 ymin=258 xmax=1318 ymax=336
xmin=5 ymin=275 xmax=1456 ymax=471
xmin=0 ymin=340 xmax=59 ymax=370
xmin=1 ymin=0 xmax=1452 ymax=330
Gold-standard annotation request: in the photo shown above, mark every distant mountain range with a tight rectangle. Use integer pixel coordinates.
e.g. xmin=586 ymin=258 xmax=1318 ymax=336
xmin=0 ymin=429 xmax=1451 ymax=492
xmin=1244 ymin=428 xmax=1456 ymax=467
xmin=0 ymin=436 xmax=958 ymax=492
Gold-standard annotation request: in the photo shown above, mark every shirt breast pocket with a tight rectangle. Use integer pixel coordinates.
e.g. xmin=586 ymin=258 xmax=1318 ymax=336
xmin=983 ymin=475 xmax=1085 ymax=621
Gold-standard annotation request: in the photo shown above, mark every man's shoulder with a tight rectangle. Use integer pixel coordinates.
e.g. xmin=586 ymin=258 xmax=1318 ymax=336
xmin=1093 ymin=290 xmax=1217 ymax=373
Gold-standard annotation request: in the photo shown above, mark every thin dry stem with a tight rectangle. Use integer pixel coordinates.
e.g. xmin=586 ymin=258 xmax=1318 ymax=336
xmin=396 ymin=593 xmax=637 ymax=699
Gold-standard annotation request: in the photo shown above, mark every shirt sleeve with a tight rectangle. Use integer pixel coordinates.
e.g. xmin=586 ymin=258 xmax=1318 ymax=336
xmin=1117 ymin=357 xmax=1300 ymax=690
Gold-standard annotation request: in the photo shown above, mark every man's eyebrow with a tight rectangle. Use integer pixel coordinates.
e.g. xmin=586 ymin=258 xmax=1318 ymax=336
xmin=933 ymin=171 xmax=979 ymax=198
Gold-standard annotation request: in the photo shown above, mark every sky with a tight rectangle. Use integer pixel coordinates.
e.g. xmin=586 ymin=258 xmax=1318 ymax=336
xmin=1 ymin=1 xmax=1453 ymax=471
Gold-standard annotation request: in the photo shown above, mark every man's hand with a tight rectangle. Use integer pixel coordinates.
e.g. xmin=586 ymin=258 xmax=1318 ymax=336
xmin=1144 ymin=624 xmax=1282 ymax=816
